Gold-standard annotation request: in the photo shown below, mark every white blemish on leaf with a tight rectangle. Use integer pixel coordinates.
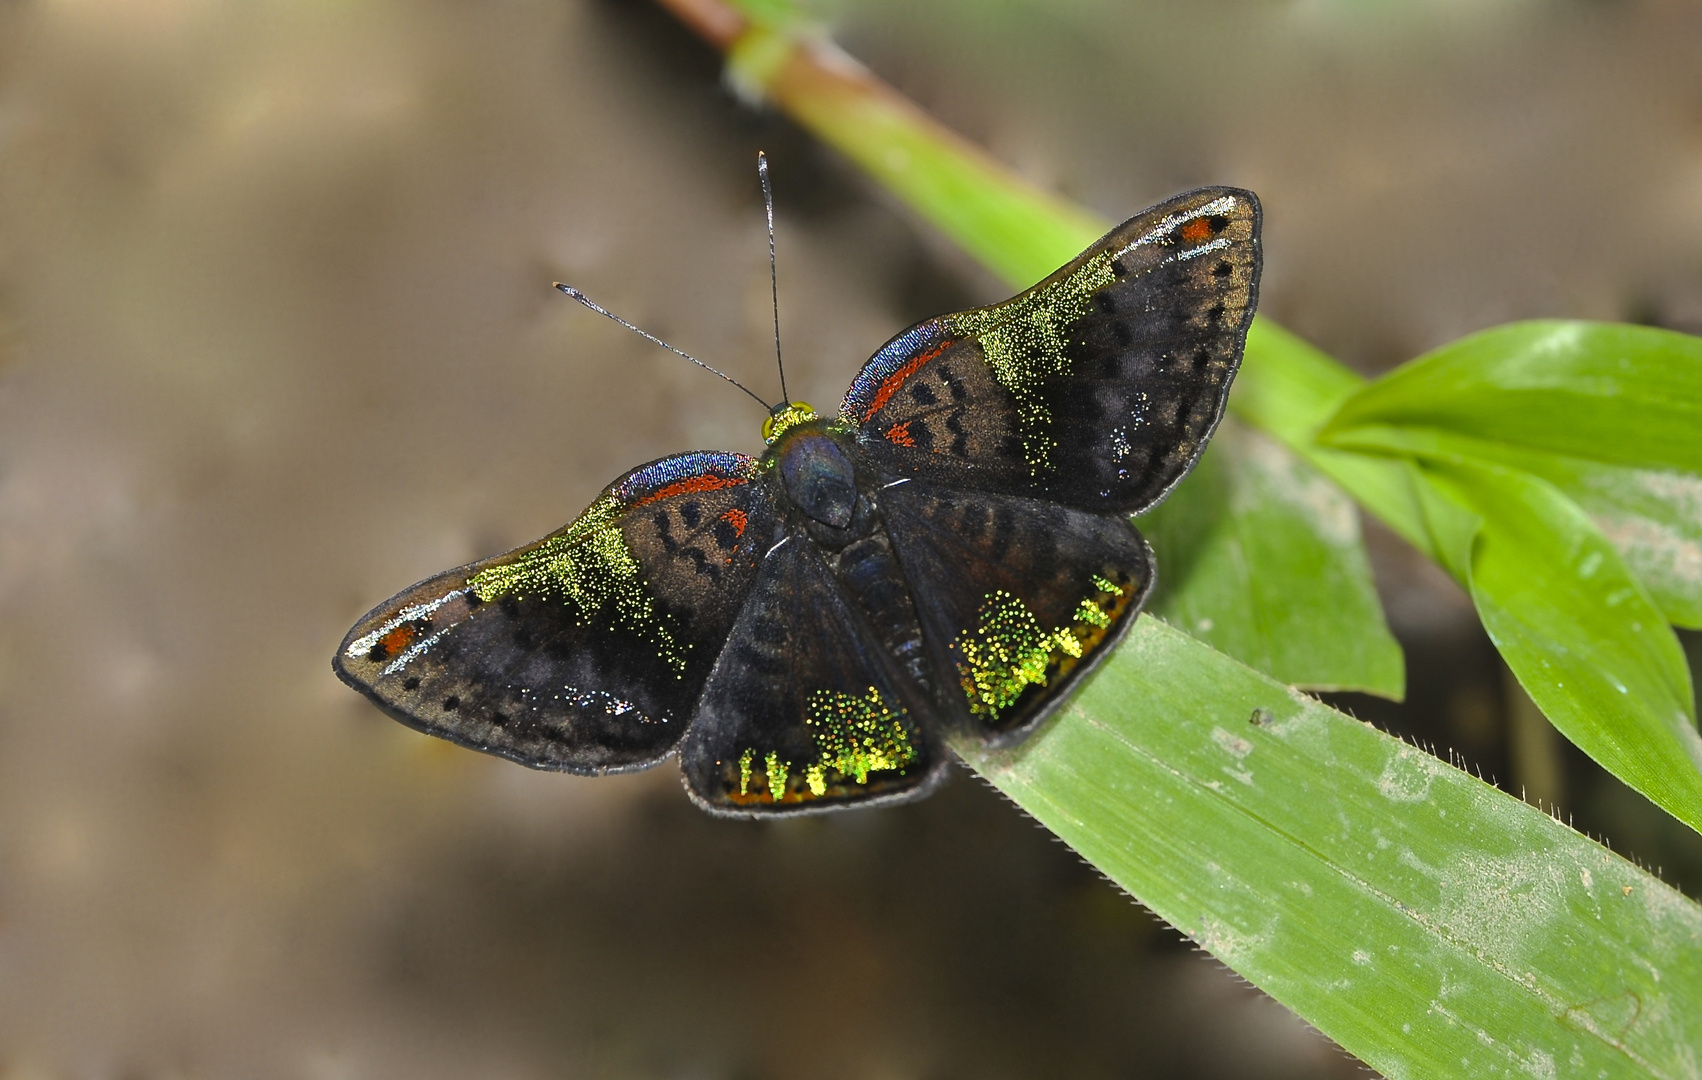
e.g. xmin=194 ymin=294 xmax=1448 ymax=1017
xmin=1211 ymin=726 xmax=1254 ymax=760
xmin=1598 ymin=514 xmax=1702 ymax=589
xmin=1639 ymin=469 xmax=1702 ymax=515
xmin=1636 ymin=872 xmax=1702 ymax=954
xmin=1378 ymin=742 xmax=1444 ymax=802
xmin=1435 ymin=850 xmax=1570 ymax=973
xmin=1193 ymin=914 xmax=1271 ymax=966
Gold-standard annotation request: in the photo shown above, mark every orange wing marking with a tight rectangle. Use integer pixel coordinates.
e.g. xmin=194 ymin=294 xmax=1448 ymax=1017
xmin=718 ymin=508 xmax=748 ymax=563
xmin=884 ymin=421 xmax=916 ymax=448
xmin=631 ymin=473 xmax=746 ymax=508
xmin=378 ymin=623 xmax=420 ymax=657
xmin=864 ymin=341 xmax=953 ymax=420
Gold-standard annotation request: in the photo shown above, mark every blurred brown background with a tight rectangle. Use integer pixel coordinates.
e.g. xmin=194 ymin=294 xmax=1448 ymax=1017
xmin=2 ymin=0 xmax=1701 ymax=1076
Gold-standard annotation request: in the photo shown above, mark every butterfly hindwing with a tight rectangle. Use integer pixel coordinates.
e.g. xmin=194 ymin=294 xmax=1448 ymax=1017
xmin=679 ymin=532 xmax=947 ymax=815
xmin=334 ymin=452 xmax=777 ymax=773
xmin=844 ymin=187 xmax=1260 ymax=514
xmin=877 ymin=478 xmax=1154 ymax=744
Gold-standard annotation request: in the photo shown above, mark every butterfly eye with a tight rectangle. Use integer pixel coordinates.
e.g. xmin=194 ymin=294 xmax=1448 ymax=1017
xmin=762 ymin=401 xmax=818 ymax=443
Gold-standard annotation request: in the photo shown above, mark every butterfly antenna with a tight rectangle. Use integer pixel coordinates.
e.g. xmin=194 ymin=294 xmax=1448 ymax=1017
xmin=758 ymin=151 xmax=790 ymax=405
xmin=553 ymin=283 xmax=773 ymax=413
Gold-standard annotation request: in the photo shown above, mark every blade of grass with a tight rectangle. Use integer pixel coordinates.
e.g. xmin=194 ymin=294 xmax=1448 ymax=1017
xmin=1324 ymin=424 xmax=1702 ymax=631
xmin=1321 ymin=425 xmax=1702 ymax=830
xmin=960 ymin=618 xmax=1702 ymax=1080
xmin=1325 ymin=321 xmax=1702 ymax=474
xmin=1311 ymin=321 xmax=1702 ymax=629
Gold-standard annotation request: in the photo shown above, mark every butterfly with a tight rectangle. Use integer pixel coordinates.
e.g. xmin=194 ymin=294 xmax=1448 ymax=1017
xmin=335 ymin=185 xmax=1261 ymax=815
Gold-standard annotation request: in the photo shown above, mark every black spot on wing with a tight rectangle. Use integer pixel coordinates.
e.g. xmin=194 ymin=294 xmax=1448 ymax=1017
xmin=910 ymin=419 xmax=935 ymax=451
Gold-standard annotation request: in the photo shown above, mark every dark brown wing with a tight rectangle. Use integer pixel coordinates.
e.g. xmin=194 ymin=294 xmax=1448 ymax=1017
xmin=333 ymin=452 xmax=779 ymax=773
xmin=876 ymin=477 xmax=1154 ymax=744
xmin=842 ymin=187 xmax=1261 ymax=514
xmin=678 ymin=532 xmax=948 ymax=815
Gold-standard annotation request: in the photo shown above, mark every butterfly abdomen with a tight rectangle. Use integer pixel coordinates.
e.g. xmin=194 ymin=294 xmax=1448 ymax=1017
xmin=829 ymin=530 xmax=934 ymax=698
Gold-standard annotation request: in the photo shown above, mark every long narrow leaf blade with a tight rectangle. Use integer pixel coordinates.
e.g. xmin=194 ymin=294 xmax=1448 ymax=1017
xmin=1324 ymin=321 xmax=1702 ymax=473
xmin=1328 ymin=421 xmax=1702 ymax=830
xmin=961 ymin=619 xmax=1702 ymax=1080
xmin=1418 ymin=456 xmax=1702 ymax=832
xmin=1498 ymin=453 xmax=1702 ymax=630
xmin=1330 ymin=425 xmax=1702 ymax=630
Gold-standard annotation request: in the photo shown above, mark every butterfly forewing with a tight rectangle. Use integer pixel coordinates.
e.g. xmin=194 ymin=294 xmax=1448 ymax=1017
xmin=877 ymin=479 xmax=1153 ymax=743
xmin=844 ymin=187 xmax=1260 ymax=514
xmin=680 ymin=534 xmax=947 ymax=815
xmin=334 ymin=452 xmax=777 ymax=773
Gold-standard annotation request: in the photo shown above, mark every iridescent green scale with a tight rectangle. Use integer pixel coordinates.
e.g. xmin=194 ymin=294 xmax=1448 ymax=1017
xmin=335 ymin=188 xmax=1261 ymax=815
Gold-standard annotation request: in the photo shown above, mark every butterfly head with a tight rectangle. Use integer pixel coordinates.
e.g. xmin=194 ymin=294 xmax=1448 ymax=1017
xmin=761 ymin=401 xmax=819 ymax=444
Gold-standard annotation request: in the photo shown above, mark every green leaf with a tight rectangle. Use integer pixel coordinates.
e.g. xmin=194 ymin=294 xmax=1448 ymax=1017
xmin=1139 ymin=419 xmax=1404 ymax=697
xmin=960 ymin=618 xmax=1702 ymax=1080
xmin=1250 ymin=319 xmax=1702 ymax=628
xmin=660 ymin=5 xmax=1702 ymax=1075
xmin=1324 ymin=320 xmax=1702 ymax=474
xmin=726 ymin=21 xmax=1103 ymax=290
xmin=1423 ymin=458 xmax=1702 ymax=833
xmin=1233 ymin=318 xmax=1368 ymax=447
xmin=1332 ymin=426 xmax=1702 ymax=630
xmin=1328 ymin=423 xmax=1702 ymax=832
xmin=1229 ymin=322 xmax=1461 ymax=563
xmin=1509 ymin=454 xmax=1702 ymax=630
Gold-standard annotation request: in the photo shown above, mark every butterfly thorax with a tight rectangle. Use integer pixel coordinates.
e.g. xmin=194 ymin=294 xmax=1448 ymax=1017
xmin=776 ymin=426 xmax=857 ymax=525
